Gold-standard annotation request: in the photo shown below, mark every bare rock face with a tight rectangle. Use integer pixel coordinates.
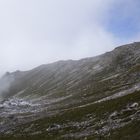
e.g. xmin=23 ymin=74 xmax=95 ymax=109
xmin=0 ymin=42 xmax=140 ymax=140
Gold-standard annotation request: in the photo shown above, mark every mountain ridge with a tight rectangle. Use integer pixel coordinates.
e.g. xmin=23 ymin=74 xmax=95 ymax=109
xmin=0 ymin=42 xmax=140 ymax=140
xmin=1 ymin=42 xmax=139 ymax=98
xmin=3 ymin=41 xmax=140 ymax=76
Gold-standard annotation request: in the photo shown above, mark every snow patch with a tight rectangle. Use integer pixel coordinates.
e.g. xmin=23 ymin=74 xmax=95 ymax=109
xmin=95 ymin=84 xmax=140 ymax=103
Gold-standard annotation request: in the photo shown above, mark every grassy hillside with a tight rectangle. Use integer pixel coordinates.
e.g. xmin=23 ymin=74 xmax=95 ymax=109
xmin=0 ymin=42 xmax=140 ymax=140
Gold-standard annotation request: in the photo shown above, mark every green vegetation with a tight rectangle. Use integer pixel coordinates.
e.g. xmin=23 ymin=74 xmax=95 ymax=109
xmin=0 ymin=43 xmax=140 ymax=140
xmin=1 ymin=91 xmax=139 ymax=140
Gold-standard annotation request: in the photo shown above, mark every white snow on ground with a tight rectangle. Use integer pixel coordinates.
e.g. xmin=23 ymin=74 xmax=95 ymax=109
xmin=87 ymin=64 xmax=103 ymax=75
xmin=32 ymin=94 xmax=73 ymax=105
xmin=62 ymin=83 xmax=140 ymax=111
xmin=100 ymin=74 xmax=120 ymax=82
xmin=0 ymin=98 xmax=40 ymax=115
xmin=14 ymin=89 xmax=27 ymax=97
xmin=92 ymin=64 xmax=103 ymax=71
xmin=95 ymin=84 xmax=140 ymax=103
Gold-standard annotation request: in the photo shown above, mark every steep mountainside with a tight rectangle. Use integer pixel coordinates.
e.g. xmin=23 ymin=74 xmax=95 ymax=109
xmin=0 ymin=42 xmax=140 ymax=140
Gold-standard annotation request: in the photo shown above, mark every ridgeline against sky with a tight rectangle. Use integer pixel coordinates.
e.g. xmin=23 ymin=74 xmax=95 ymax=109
xmin=0 ymin=0 xmax=140 ymax=75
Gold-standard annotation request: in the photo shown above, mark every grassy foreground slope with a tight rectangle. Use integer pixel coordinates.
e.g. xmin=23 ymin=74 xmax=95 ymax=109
xmin=0 ymin=90 xmax=140 ymax=140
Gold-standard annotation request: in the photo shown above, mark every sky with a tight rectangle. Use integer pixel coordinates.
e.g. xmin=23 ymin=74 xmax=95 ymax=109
xmin=0 ymin=0 xmax=140 ymax=75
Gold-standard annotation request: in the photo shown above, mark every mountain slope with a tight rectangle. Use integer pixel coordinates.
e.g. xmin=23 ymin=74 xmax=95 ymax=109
xmin=0 ymin=42 xmax=140 ymax=140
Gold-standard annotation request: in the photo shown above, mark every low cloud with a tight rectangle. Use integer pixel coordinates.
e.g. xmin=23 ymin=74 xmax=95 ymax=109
xmin=0 ymin=0 xmax=139 ymax=76
xmin=0 ymin=73 xmax=14 ymax=98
